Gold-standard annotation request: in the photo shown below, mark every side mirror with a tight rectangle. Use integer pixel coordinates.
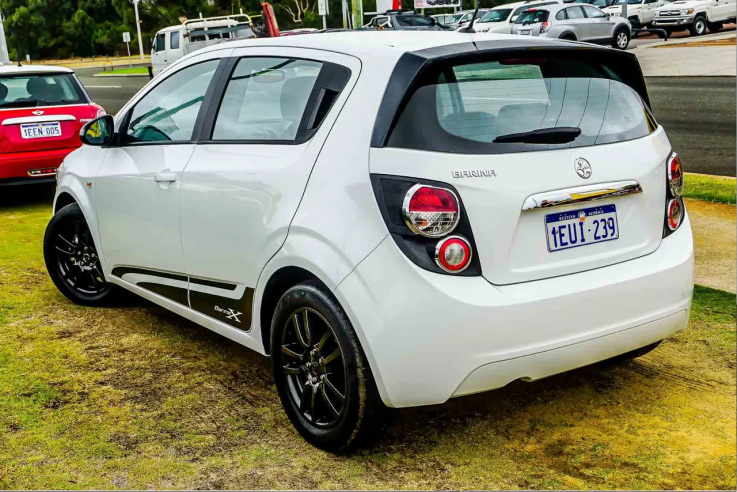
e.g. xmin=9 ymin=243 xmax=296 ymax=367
xmin=80 ymin=115 xmax=115 ymax=146
xmin=606 ymin=12 xmax=611 ymax=18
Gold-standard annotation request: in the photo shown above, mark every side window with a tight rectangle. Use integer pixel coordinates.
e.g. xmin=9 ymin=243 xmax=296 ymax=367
xmin=170 ymin=31 xmax=180 ymax=50
xmin=566 ymin=6 xmax=586 ymax=18
xmin=126 ymin=59 xmax=219 ymax=143
xmin=582 ymin=5 xmax=607 ymax=16
xmin=153 ymin=33 xmax=166 ymax=53
xmin=212 ymin=57 xmax=322 ymax=141
xmin=556 ymin=9 xmax=568 ymax=19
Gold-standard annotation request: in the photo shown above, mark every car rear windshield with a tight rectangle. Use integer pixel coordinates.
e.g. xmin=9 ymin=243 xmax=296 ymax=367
xmin=481 ymin=8 xmax=513 ymax=22
xmin=0 ymin=73 xmax=86 ymax=109
xmin=515 ymin=9 xmax=550 ymax=23
xmin=386 ymin=52 xmax=657 ymax=154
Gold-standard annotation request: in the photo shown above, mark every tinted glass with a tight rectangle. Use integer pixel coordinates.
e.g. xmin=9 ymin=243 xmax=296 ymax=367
xmin=212 ymin=57 xmax=321 ymax=141
xmin=388 ymin=56 xmax=657 ymax=154
xmin=154 ymin=33 xmax=166 ymax=52
xmin=170 ymin=31 xmax=180 ymax=49
xmin=481 ymin=8 xmax=513 ymax=21
xmin=394 ymin=15 xmax=434 ymax=26
xmin=0 ymin=74 xmax=85 ymax=109
xmin=566 ymin=6 xmax=586 ymax=18
xmin=556 ymin=9 xmax=568 ymax=19
xmin=582 ymin=5 xmax=607 ymax=16
xmin=127 ymin=60 xmax=218 ymax=142
xmin=516 ymin=9 xmax=550 ymax=22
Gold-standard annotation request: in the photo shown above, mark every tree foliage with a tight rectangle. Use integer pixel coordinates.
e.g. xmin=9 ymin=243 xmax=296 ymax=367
xmin=0 ymin=0 xmax=344 ymax=60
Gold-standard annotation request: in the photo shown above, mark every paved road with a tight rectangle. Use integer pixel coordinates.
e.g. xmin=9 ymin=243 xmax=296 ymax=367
xmin=629 ymin=23 xmax=735 ymax=49
xmin=646 ymin=76 xmax=736 ymax=177
xmin=76 ymin=68 xmax=736 ymax=177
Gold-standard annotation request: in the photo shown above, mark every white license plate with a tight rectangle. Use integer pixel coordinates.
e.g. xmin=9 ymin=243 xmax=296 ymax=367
xmin=519 ymin=29 xmax=531 ymax=35
xmin=545 ymin=204 xmax=619 ymax=252
xmin=20 ymin=122 xmax=62 ymax=139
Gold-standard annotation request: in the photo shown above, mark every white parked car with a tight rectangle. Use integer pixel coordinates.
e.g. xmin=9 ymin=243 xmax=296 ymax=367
xmin=475 ymin=0 xmax=564 ymax=32
xmin=46 ymin=31 xmax=694 ymax=451
xmin=603 ymin=0 xmax=671 ymax=27
xmin=652 ymin=0 xmax=736 ymax=35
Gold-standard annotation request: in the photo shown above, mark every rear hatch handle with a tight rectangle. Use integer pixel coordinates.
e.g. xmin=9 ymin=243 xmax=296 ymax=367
xmin=522 ymin=180 xmax=643 ymax=211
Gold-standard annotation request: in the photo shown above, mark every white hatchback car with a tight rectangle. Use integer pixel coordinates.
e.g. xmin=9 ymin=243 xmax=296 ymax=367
xmin=45 ymin=31 xmax=694 ymax=451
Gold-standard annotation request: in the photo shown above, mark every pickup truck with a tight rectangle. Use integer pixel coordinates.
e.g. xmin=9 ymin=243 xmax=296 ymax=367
xmin=603 ymin=0 xmax=671 ymax=28
xmin=652 ymin=0 xmax=736 ymax=34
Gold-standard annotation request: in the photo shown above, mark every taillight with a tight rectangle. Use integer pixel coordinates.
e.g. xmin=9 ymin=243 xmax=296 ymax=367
xmin=668 ymin=152 xmax=683 ymax=197
xmin=371 ymin=175 xmax=481 ymax=276
xmin=435 ymin=236 xmax=472 ymax=273
xmin=402 ymin=184 xmax=460 ymax=238
xmin=663 ymin=151 xmax=685 ymax=238
xmin=540 ymin=21 xmax=550 ymax=33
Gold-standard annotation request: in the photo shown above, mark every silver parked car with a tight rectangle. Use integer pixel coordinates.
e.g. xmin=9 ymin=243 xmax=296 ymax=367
xmin=512 ymin=3 xmax=632 ymax=48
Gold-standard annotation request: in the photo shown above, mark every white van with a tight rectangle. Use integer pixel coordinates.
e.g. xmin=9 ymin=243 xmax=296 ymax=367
xmin=151 ymin=14 xmax=258 ymax=76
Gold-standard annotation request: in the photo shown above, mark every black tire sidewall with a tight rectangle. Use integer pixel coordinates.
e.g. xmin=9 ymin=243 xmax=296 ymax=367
xmin=43 ymin=203 xmax=115 ymax=306
xmin=612 ymin=27 xmax=630 ymax=49
xmin=270 ymin=283 xmax=367 ymax=451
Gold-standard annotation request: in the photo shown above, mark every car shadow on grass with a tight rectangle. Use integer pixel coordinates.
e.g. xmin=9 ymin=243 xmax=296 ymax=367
xmin=0 ymin=184 xmax=56 ymax=209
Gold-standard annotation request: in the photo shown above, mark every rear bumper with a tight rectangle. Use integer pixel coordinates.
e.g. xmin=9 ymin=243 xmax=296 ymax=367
xmin=0 ymin=147 xmax=75 ymax=180
xmin=336 ymin=214 xmax=694 ymax=408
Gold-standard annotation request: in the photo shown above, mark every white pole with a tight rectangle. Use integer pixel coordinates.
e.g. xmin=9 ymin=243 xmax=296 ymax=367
xmin=0 ymin=8 xmax=10 ymax=65
xmin=133 ymin=0 xmax=144 ymax=60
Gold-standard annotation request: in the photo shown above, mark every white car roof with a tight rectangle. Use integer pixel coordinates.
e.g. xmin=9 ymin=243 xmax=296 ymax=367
xmin=195 ymin=30 xmax=561 ymax=59
xmin=0 ymin=64 xmax=74 ymax=76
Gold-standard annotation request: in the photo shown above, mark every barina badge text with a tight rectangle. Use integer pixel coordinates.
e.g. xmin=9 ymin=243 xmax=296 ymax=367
xmin=452 ymin=170 xmax=497 ymax=178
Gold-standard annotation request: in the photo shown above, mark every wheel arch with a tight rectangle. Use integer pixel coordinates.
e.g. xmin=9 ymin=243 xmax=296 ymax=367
xmin=54 ymin=191 xmax=77 ymax=213
xmin=559 ymin=31 xmax=577 ymax=40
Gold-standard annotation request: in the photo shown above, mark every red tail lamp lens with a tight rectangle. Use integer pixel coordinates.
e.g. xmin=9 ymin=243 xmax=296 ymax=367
xmin=667 ymin=198 xmax=683 ymax=231
xmin=668 ymin=152 xmax=684 ymax=197
xmin=402 ymin=185 xmax=460 ymax=238
xmin=435 ymin=236 xmax=472 ymax=273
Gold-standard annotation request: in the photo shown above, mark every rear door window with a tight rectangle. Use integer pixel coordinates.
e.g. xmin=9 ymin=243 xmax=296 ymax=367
xmin=386 ymin=53 xmax=657 ymax=154
xmin=170 ymin=31 xmax=180 ymax=49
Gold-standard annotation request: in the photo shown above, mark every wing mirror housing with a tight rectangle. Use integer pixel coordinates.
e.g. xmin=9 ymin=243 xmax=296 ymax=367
xmin=606 ymin=12 xmax=611 ymax=18
xmin=80 ymin=115 xmax=115 ymax=146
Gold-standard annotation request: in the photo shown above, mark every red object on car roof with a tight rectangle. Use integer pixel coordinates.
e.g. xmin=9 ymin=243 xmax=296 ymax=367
xmin=0 ymin=65 xmax=104 ymax=187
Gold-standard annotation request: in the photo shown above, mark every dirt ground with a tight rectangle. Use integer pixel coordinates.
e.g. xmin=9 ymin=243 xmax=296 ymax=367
xmin=687 ymin=198 xmax=736 ymax=293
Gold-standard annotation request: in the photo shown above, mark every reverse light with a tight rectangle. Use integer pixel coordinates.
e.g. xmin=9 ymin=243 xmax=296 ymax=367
xmin=435 ymin=236 xmax=472 ymax=273
xmin=667 ymin=152 xmax=683 ymax=197
xmin=402 ymin=184 xmax=460 ymax=238
xmin=666 ymin=198 xmax=683 ymax=231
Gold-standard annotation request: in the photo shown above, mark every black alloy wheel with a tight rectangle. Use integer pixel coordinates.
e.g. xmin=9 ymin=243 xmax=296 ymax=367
xmin=44 ymin=203 xmax=118 ymax=306
xmin=281 ymin=307 xmax=348 ymax=428
xmin=271 ymin=282 xmax=389 ymax=452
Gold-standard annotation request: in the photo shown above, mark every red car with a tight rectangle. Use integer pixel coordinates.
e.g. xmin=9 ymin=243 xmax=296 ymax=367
xmin=0 ymin=65 xmax=104 ymax=187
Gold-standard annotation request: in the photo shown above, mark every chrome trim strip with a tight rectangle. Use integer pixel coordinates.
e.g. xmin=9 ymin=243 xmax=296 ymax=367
xmin=521 ymin=180 xmax=643 ymax=211
xmin=2 ymin=115 xmax=76 ymax=125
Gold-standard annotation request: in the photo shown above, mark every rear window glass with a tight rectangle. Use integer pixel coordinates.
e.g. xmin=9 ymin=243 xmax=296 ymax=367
xmin=480 ymin=9 xmax=513 ymax=22
xmin=387 ymin=54 xmax=657 ymax=154
xmin=0 ymin=74 xmax=85 ymax=109
xmin=394 ymin=15 xmax=434 ymax=27
xmin=515 ymin=9 xmax=549 ymax=23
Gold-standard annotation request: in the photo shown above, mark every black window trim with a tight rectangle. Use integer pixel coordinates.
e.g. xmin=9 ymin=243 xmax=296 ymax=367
xmin=197 ymin=55 xmax=352 ymax=146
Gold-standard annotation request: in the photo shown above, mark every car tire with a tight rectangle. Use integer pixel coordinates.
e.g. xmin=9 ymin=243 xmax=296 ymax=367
xmin=559 ymin=33 xmax=576 ymax=41
xmin=628 ymin=16 xmax=641 ymax=29
xmin=43 ymin=203 xmax=120 ymax=306
xmin=707 ymin=21 xmax=723 ymax=32
xmin=270 ymin=281 xmax=391 ymax=452
xmin=689 ymin=15 xmax=707 ymax=35
xmin=612 ymin=27 xmax=631 ymax=49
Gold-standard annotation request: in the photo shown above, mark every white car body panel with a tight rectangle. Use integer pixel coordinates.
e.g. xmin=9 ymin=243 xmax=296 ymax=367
xmin=53 ymin=31 xmax=694 ymax=409
xmin=652 ymin=0 xmax=737 ymax=28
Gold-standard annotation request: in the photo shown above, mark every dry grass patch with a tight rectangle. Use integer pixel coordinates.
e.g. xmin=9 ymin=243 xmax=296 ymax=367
xmin=0 ymin=196 xmax=734 ymax=490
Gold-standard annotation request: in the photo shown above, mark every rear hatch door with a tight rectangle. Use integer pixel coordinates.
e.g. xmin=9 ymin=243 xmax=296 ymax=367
xmin=370 ymin=48 xmax=668 ymax=285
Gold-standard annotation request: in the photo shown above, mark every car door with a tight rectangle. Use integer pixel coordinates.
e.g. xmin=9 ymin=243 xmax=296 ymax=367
xmin=565 ymin=6 xmax=592 ymax=38
xmin=581 ymin=5 xmax=614 ymax=39
xmin=642 ymin=0 xmax=661 ymax=23
xmin=178 ymin=47 xmax=359 ymax=329
xmin=167 ymin=30 xmax=181 ymax=66
xmin=95 ymin=51 xmax=226 ymax=302
xmin=151 ymin=32 xmax=167 ymax=73
xmin=712 ymin=0 xmax=734 ymax=20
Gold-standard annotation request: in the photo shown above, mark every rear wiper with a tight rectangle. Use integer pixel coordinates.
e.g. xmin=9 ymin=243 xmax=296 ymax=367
xmin=493 ymin=127 xmax=581 ymax=144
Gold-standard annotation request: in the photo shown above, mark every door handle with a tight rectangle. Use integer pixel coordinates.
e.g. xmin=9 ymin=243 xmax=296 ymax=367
xmin=154 ymin=172 xmax=177 ymax=183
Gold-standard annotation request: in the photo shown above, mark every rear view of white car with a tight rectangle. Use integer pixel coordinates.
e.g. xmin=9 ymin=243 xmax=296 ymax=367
xmin=475 ymin=0 xmax=564 ymax=32
xmin=46 ymin=32 xmax=694 ymax=452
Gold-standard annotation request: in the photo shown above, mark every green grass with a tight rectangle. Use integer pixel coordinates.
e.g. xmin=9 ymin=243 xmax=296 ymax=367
xmin=96 ymin=66 xmax=148 ymax=76
xmin=0 ymin=194 xmax=735 ymax=489
xmin=684 ymin=173 xmax=736 ymax=205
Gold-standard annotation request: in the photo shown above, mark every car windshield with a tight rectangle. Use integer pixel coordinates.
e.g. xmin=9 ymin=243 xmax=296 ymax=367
xmin=394 ymin=15 xmax=435 ymax=26
xmin=480 ymin=8 xmax=513 ymax=22
xmin=0 ymin=73 xmax=86 ymax=109
xmin=515 ymin=9 xmax=550 ymax=23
